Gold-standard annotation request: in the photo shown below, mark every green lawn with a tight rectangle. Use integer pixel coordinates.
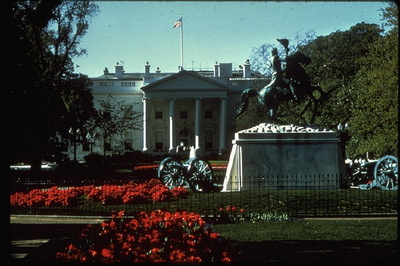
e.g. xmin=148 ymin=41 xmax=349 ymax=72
xmin=214 ymin=219 xmax=398 ymax=262
xmin=215 ymin=219 xmax=398 ymax=241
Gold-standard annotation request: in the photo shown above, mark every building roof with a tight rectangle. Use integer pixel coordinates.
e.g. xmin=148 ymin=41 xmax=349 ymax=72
xmin=91 ymin=72 xmax=173 ymax=80
xmin=90 ymin=67 xmax=265 ymax=81
xmin=140 ymin=70 xmax=231 ymax=99
xmin=141 ymin=70 xmax=228 ymax=91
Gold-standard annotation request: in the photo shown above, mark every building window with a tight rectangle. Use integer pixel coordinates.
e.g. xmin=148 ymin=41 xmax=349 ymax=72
xmin=121 ymin=81 xmax=135 ymax=86
xmin=180 ymin=104 xmax=188 ymax=119
xmin=179 ymin=126 xmax=189 ymax=149
xmin=205 ymin=110 xmax=213 ymax=119
xmin=205 ymin=104 xmax=213 ymax=119
xmin=155 ymin=131 xmax=164 ymax=151
xmin=205 ymin=130 xmax=213 ymax=150
xmin=99 ymin=82 xmax=114 ymax=87
xmin=155 ymin=103 xmax=163 ymax=119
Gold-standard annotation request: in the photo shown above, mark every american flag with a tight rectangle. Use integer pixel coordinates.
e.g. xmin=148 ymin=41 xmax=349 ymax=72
xmin=173 ymin=17 xmax=182 ymax=28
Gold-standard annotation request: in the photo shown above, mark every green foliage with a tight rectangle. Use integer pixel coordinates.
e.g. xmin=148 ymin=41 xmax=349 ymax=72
xmin=297 ymin=22 xmax=383 ymax=128
xmin=59 ymin=73 xmax=96 ymax=128
xmin=10 ymin=1 xmax=99 ymax=165
xmin=215 ymin=219 xmax=398 ymax=242
xmin=348 ymin=3 xmax=398 ymax=157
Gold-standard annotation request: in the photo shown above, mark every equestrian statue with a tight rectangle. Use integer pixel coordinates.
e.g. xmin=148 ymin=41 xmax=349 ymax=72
xmin=235 ymin=39 xmax=325 ymax=121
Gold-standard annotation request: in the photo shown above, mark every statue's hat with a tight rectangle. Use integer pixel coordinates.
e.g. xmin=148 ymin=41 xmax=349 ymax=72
xmin=277 ymin=39 xmax=289 ymax=50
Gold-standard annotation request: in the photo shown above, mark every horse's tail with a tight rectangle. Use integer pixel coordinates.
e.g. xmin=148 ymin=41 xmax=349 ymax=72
xmin=234 ymin=89 xmax=258 ymax=118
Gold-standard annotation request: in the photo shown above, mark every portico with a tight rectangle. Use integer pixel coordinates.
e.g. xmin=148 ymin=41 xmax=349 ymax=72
xmin=141 ymin=71 xmax=229 ymax=155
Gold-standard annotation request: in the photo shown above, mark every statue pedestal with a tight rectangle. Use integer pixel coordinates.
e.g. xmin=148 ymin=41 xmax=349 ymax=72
xmin=222 ymin=123 xmax=348 ymax=191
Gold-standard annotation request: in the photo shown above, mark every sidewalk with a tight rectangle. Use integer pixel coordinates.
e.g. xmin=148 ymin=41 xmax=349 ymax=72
xmin=10 ymin=214 xmax=108 ymax=224
xmin=10 ymin=214 xmax=398 ymax=224
xmin=10 ymin=215 xmax=110 ymax=262
xmin=10 ymin=223 xmax=86 ymax=262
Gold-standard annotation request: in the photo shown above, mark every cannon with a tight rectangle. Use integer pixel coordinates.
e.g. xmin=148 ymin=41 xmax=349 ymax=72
xmin=348 ymin=154 xmax=398 ymax=190
xmin=158 ymin=157 xmax=219 ymax=192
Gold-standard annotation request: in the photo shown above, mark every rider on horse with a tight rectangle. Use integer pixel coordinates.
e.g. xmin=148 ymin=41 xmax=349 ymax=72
xmin=234 ymin=39 xmax=323 ymax=121
xmin=268 ymin=45 xmax=298 ymax=101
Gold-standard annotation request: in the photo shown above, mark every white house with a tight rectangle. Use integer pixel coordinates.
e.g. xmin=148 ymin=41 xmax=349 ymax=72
xmin=66 ymin=61 xmax=264 ymax=160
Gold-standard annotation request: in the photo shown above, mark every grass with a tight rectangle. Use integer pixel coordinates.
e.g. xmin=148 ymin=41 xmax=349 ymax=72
xmin=214 ymin=219 xmax=398 ymax=262
xmin=214 ymin=219 xmax=398 ymax=241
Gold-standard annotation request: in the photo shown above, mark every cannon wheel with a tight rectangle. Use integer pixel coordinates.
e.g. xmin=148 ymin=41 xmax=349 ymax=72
xmin=349 ymin=154 xmax=369 ymax=185
xmin=373 ymin=155 xmax=398 ymax=190
xmin=186 ymin=158 xmax=215 ymax=192
xmin=158 ymin=157 xmax=186 ymax=189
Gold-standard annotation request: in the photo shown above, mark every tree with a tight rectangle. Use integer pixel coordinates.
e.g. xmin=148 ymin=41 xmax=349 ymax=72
xmin=298 ymin=22 xmax=383 ymax=128
xmin=10 ymin=1 xmax=99 ymax=174
xmin=348 ymin=2 xmax=398 ymax=158
xmin=85 ymin=95 xmax=142 ymax=156
xmin=57 ymin=73 xmax=97 ymax=149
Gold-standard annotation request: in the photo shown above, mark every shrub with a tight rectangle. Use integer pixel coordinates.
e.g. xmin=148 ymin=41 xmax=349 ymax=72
xmin=56 ymin=210 xmax=232 ymax=263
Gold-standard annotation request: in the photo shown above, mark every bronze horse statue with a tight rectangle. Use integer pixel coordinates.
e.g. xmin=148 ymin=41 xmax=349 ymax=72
xmin=235 ymin=51 xmax=324 ymax=120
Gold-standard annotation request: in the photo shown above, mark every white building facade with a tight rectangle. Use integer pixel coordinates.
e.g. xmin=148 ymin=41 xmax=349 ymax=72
xmin=67 ymin=61 xmax=263 ymax=160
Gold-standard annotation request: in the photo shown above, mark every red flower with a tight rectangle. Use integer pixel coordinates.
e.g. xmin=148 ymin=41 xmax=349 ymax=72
xmin=101 ymin=248 xmax=113 ymax=258
xmin=11 ymin=179 xmax=189 ymax=208
xmin=89 ymin=249 xmax=97 ymax=257
xmin=210 ymin=232 xmax=220 ymax=239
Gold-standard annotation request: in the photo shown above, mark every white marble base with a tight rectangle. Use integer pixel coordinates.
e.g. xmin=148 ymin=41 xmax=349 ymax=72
xmin=222 ymin=123 xmax=347 ymax=191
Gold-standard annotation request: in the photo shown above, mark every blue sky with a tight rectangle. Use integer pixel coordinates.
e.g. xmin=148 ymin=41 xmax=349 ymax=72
xmin=73 ymin=1 xmax=390 ymax=77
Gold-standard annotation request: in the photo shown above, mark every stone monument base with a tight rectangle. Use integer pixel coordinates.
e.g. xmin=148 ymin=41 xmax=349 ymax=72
xmin=222 ymin=123 xmax=348 ymax=191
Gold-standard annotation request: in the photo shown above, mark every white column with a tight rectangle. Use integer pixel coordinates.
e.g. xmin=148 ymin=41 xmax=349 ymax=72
xmin=169 ymin=98 xmax=175 ymax=153
xmin=219 ymin=97 xmax=227 ymax=154
xmin=142 ymin=97 xmax=148 ymax=152
xmin=195 ymin=98 xmax=201 ymax=151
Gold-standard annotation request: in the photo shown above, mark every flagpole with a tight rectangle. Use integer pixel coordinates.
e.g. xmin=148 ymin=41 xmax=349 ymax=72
xmin=180 ymin=15 xmax=183 ymax=70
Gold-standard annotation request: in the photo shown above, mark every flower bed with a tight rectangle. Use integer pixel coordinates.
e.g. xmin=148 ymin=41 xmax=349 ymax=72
xmin=56 ymin=210 xmax=231 ymax=263
xmin=133 ymin=164 xmax=159 ymax=170
xmin=10 ymin=179 xmax=189 ymax=207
